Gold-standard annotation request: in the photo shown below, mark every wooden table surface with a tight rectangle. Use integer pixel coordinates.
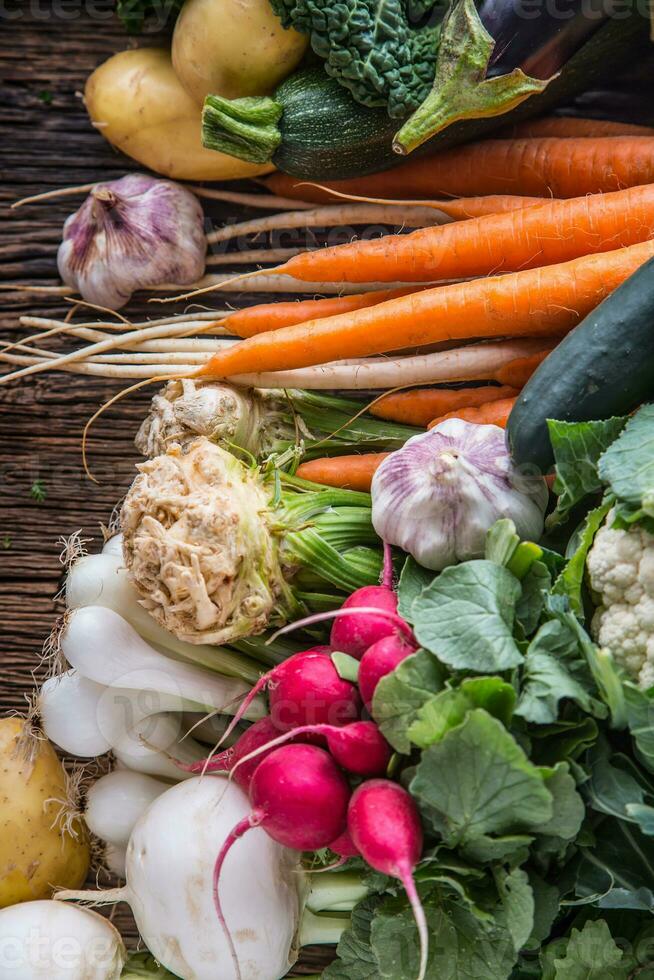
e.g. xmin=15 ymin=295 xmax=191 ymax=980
xmin=0 ymin=7 xmax=328 ymax=973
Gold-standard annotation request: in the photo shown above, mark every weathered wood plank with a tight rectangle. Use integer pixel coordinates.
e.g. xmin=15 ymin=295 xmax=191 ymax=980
xmin=0 ymin=9 xmax=331 ymax=972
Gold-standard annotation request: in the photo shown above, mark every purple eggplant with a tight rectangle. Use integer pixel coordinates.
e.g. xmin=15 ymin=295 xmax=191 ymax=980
xmin=393 ymin=0 xmax=646 ymax=154
xmin=482 ymin=0 xmax=609 ymax=80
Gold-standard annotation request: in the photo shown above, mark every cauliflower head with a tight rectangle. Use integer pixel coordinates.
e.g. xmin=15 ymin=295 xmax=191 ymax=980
xmin=121 ymin=437 xmax=290 ymax=645
xmin=587 ymin=513 xmax=654 ymax=689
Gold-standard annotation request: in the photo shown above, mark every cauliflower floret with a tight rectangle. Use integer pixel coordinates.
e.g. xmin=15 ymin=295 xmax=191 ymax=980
xmin=587 ymin=515 xmax=654 ymax=688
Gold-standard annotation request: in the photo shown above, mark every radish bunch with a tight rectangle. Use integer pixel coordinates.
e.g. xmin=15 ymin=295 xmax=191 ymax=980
xmin=209 ymin=548 xmax=429 ymax=980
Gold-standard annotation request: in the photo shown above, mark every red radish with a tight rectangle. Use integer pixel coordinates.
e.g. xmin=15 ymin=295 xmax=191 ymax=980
xmin=213 ymin=743 xmax=351 ymax=978
xmin=348 ymin=780 xmax=428 ymax=980
xmin=178 ymin=717 xmax=285 ymax=791
xmin=268 ymin=654 xmax=362 ymax=731
xmin=330 ymin=585 xmax=400 ymax=659
xmin=329 ymin=828 xmax=360 ymax=858
xmin=359 ymin=633 xmax=416 ymax=709
xmin=233 ymin=720 xmax=392 ymax=779
xmin=328 ymin=543 xmax=409 ymax=659
xmin=311 ymin=829 xmax=360 ymax=873
xmin=216 ymin=647 xmax=360 ymax=747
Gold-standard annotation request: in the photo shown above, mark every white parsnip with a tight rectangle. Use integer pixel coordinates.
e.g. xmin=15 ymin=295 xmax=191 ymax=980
xmin=206 ymin=202 xmax=445 ymax=245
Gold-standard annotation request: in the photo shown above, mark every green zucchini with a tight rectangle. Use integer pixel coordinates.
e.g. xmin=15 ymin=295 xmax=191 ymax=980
xmin=203 ymin=69 xmax=397 ymax=180
xmin=507 ymin=257 xmax=654 ymax=473
xmin=202 ymin=7 xmax=649 ymax=180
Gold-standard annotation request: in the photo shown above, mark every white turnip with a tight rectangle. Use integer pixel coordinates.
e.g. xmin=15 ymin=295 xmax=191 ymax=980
xmin=84 ymin=771 xmax=169 ymax=847
xmin=213 ymin=743 xmax=352 ymax=978
xmin=0 ymin=901 xmax=125 ymax=979
xmin=57 ymin=776 xmax=361 ymax=980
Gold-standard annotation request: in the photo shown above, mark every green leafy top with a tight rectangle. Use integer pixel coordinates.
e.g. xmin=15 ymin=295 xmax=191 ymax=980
xmin=330 ymin=517 xmax=654 ymax=979
xmin=269 ymin=0 xmax=445 ymax=119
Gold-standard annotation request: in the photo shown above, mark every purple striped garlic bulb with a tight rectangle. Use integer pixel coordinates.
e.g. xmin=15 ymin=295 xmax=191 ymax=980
xmin=371 ymin=418 xmax=548 ymax=571
xmin=57 ymin=173 xmax=206 ymax=310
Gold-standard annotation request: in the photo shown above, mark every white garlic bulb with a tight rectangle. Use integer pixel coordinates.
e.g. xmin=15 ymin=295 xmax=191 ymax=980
xmin=371 ymin=418 xmax=548 ymax=571
xmin=57 ymin=173 xmax=206 ymax=310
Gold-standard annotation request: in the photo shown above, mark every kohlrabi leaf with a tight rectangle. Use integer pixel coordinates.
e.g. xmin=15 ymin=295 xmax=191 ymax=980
xmin=411 ymin=709 xmax=553 ymax=845
xmin=460 ymin=834 xmax=533 ymax=865
xmin=516 ymin=620 xmax=605 ymax=724
xmin=515 ymin=559 xmax=551 ymax=636
xmin=624 ymin=684 xmax=654 ymax=771
xmin=547 ymin=417 xmax=626 ymax=526
xmin=585 ymin=739 xmax=648 ymax=823
xmin=537 ymin=763 xmax=585 ymax=842
xmin=331 ymin=651 xmax=361 ymax=683
xmin=575 ymin=817 xmax=654 ymax=911
xmin=539 ymin=919 xmax=630 ymax=980
xmin=323 ymin=897 xmax=382 ymax=980
xmin=552 ymin=500 xmax=612 ymax=616
xmin=412 ymin=560 xmax=523 ymax=673
xmin=372 ymin=649 xmax=445 ymax=754
xmin=495 ymin=867 xmax=534 ymax=953
xmin=409 ymin=676 xmax=515 ymax=748
xmin=528 ymin=716 xmax=599 ymax=768
xmin=397 ymin=556 xmax=433 ymax=623
xmin=598 ymin=405 xmax=654 ymax=513
xmin=373 ymin=895 xmax=518 ymax=980
xmin=525 ymin=874 xmax=561 ymax=951
xmin=486 ymin=519 xmax=521 ymax=567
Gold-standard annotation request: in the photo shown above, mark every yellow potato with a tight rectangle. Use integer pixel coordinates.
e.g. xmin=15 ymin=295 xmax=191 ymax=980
xmin=0 ymin=718 xmax=89 ymax=907
xmin=172 ymin=0 xmax=307 ymax=103
xmin=85 ymin=48 xmax=273 ymax=181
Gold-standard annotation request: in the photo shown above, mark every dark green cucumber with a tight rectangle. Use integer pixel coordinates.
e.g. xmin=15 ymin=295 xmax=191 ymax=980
xmin=507 ymin=257 xmax=654 ymax=473
xmin=202 ymin=6 xmax=649 ymax=181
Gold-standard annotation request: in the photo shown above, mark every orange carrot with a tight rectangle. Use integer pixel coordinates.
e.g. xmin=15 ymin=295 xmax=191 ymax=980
xmin=267 ymin=137 xmax=654 ymax=200
xmin=428 ymin=397 xmax=517 ymax=429
xmin=296 ymin=453 xmax=390 ymax=492
xmin=500 ymin=117 xmax=654 ymax=140
xmin=371 ymin=385 xmax=519 ymax=426
xmin=494 ymin=350 xmax=550 ymax=387
xmin=196 ymin=240 xmax=654 ymax=380
xmin=225 ymin=287 xmax=420 ymax=338
xmin=273 ymin=184 xmax=654 ymax=285
xmin=264 ymin=173 xmax=546 ymax=214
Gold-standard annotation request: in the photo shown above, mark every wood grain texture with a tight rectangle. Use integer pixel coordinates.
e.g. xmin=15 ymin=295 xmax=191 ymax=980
xmin=0 ymin=8 xmax=330 ymax=973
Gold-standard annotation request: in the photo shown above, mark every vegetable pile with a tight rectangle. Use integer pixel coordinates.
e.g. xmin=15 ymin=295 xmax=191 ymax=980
xmin=7 ymin=2 xmax=654 ymax=977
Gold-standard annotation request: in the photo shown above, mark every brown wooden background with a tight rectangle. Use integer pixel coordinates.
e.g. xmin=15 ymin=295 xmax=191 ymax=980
xmin=0 ymin=5 xmax=328 ymax=972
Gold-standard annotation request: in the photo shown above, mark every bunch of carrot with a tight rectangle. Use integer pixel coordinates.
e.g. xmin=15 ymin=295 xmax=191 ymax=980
xmin=176 ymin=122 xmax=654 ymax=491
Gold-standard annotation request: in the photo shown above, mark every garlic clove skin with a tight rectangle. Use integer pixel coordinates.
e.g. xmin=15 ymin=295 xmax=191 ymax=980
xmin=57 ymin=173 xmax=206 ymax=310
xmin=371 ymin=419 xmax=548 ymax=572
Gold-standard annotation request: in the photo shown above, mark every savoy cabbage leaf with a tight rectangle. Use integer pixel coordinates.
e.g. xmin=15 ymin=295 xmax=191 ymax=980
xmin=269 ymin=0 xmax=445 ymax=118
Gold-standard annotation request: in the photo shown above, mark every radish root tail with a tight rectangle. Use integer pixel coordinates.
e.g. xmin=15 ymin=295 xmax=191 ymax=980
xmin=401 ymin=870 xmax=429 ymax=980
xmin=213 ymin=671 xmax=271 ymax=750
xmin=212 ymin=812 xmax=263 ymax=980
